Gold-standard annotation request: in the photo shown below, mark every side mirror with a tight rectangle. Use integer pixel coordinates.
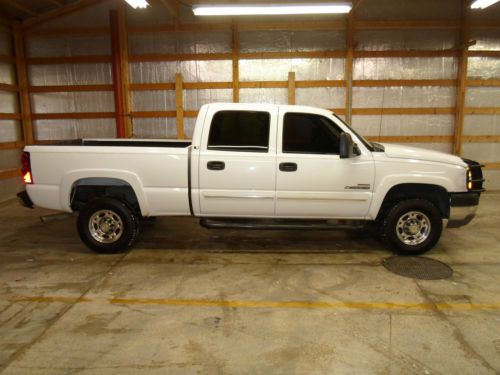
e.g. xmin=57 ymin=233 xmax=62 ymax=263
xmin=340 ymin=132 xmax=360 ymax=158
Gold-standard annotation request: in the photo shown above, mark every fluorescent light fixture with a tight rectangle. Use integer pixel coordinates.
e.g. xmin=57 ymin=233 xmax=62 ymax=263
xmin=124 ymin=0 xmax=149 ymax=9
xmin=471 ymin=0 xmax=500 ymax=9
xmin=193 ymin=3 xmax=352 ymax=16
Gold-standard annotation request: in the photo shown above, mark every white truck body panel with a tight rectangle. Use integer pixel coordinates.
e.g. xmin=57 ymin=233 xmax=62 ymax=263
xmin=24 ymin=102 xmax=471 ymax=221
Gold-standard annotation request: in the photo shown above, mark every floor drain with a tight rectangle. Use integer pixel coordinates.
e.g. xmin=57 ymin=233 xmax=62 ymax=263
xmin=383 ymin=256 xmax=453 ymax=280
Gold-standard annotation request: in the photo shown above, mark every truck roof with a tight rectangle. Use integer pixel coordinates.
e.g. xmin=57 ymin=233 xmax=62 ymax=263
xmin=204 ymin=102 xmax=337 ymax=117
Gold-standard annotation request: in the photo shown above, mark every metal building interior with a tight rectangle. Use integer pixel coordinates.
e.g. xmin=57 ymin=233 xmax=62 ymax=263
xmin=0 ymin=0 xmax=500 ymax=373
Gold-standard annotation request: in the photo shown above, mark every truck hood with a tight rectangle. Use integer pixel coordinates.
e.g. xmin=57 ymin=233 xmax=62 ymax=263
xmin=381 ymin=143 xmax=466 ymax=167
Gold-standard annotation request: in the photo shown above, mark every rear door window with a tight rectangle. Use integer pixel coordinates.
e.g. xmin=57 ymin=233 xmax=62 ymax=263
xmin=208 ymin=110 xmax=270 ymax=152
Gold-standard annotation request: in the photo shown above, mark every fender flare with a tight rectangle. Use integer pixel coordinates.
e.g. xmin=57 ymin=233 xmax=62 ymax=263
xmin=59 ymin=169 xmax=150 ymax=215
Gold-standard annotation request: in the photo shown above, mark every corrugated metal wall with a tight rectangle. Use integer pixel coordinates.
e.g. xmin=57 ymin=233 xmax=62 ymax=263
xmin=0 ymin=0 xmax=499 ymax=201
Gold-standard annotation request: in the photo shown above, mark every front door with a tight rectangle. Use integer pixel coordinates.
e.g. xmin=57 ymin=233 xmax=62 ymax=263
xmin=275 ymin=110 xmax=374 ymax=219
xmin=198 ymin=105 xmax=278 ymax=217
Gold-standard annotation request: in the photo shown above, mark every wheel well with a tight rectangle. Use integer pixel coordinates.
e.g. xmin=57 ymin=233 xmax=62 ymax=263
xmin=70 ymin=178 xmax=140 ymax=215
xmin=377 ymin=183 xmax=449 ymax=221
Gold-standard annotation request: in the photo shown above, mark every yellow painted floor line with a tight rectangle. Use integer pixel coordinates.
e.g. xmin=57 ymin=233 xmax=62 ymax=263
xmin=8 ymin=295 xmax=500 ymax=311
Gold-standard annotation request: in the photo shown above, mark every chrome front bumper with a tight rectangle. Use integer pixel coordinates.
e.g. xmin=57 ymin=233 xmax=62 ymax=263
xmin=447 ymin=192 xmax=480 ymax=228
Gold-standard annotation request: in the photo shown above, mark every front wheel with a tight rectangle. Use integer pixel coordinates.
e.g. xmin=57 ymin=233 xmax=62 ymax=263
xmin=77 ymin=198 xmax=139 ymax=253
xmin=382 ymin=199 xmax=443 ymax=255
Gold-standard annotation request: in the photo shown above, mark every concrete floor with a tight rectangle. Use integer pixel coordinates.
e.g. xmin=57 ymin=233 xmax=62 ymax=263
xmin=0 ymin=194 xmax=499 ymax=375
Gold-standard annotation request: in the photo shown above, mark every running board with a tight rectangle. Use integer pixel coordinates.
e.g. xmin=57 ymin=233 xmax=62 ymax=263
xmin=200 ymin=218 xmax=365 ymax=231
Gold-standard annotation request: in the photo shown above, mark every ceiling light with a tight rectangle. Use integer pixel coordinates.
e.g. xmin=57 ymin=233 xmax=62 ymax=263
xmin=192 ymin=3 xmax=352 ymax=16
xmin=124 ymin=0 xmax=149 ymax=9
xmin=471 ymin=0 xmax=500 ymax=9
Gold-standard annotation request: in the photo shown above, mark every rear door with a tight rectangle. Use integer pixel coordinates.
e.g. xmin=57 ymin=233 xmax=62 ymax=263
xmin=198 ymin=105 xmax=278 ymax=217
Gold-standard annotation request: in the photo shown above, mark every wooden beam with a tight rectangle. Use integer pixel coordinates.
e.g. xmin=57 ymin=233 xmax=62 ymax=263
xmin=288 ymin=72 xmax=295 ymax=105
xmin=352 ymin=107 xmax=455 ymax=115
xmin=25 ymin=27 xmax=109 ymax=36
xmin=0 ymin=113 xmax=21 ymax=120
xmin=464 ymin=107 xmax=500 ymax=114
xmin=131 ymin=111 xmax=177 ymax=118
xmin=44 ymin=0 xmax=64 ymax=7
xmin=3 ymin=0 xmax=37 ymax=16
xmin=117 ymin=1 xmax=132 ymax=138
xmin=353 ymin=79 xmax=457 ymax=87
xmin=0 ymin=54 xmax=16 ymax=63
xmin=232 ymin=21 xmax=239 ymax=103
xmin=128 ymin=23 xmax=231 ymax=33
xmin=355 ymin=20 xmax=459 ymax=30
xmin=467 ymin=79 xmax=500 ymax=87
xmin=365 ymin=135 xmax=453 ymax=143
xmin=22 ymin=0 xmax=103 ymax=29
xmin=28 ymin=84 xmax=113 ymax=92
xmin=354 ymin=50 xmax=459 ymax=58
xmin=0 ymin=168 xmax=21 ymax=180
xmin=158 ymin=0 xmax=179 ymax=22
xmin=26 ymin=55 xmax=112 ymax=65
xmin=463 ymin=135 xmax=500 ymax=143
xmin=0 ymin=141 xmax=24 ymax=150
xmin=13 ymin=22 xmax=33 ymax=145
xmin=468 ymin=50 xmax=500 ymax=57
xmin=239 ymin=81 xmax=288 ymax=89
xmin=484 ymin=162 xmax=500 ymax=170
xmin=296 ymin=80 xmax=345 ymax=88
xmin=31 ymin=112 xmax=115 ymax=120
xmin=238 ymin=20 xmax=345 ymax=31
xmin=453 ymin=0 xmax=471 ymax=156
xmin=175 ymin=73 xmax=184 ymax=139
xmin=240 ymin=51 xmax=346 ymax=60
xmin=129 ymin=53 xmax=232 ymax=62
xmin=0 ymin=83 xmax=19 ymax=92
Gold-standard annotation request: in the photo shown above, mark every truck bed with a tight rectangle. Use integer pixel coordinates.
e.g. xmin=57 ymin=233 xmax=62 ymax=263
xmin=38 ymin=139 xmax=192 ymax=148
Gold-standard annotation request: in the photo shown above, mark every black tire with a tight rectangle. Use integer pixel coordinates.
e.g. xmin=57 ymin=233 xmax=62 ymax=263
xmin=381 ymin=199 xmax=443 ymax=255
xmin=77 ymin=198 xmax=139 ymax=253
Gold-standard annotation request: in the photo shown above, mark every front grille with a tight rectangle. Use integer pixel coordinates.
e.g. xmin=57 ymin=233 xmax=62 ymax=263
xmin=462 ymin=158 xmax=485 ymax=193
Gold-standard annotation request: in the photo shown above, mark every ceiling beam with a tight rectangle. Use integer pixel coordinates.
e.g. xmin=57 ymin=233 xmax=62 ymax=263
xmin=22 ymin=0 xmax=102 ymax=29
xmin=158 ymin=0 xmax=179 ymax=22
xmin=44 ymin=0 xmax=64 ymax=7
xmin=2 ymin=0 xmax=37 ymax=16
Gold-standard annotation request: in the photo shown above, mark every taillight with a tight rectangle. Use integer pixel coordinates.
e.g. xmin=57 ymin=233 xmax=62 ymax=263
xmin=21 ymin=152 xmax=33 ymax=184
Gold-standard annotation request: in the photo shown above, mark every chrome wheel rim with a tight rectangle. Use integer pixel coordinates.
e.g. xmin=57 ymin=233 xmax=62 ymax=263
xmin=396 ymin=211 xmax=431 ymax=246
xmin=89 ymin=210 xmax=123 ymax=244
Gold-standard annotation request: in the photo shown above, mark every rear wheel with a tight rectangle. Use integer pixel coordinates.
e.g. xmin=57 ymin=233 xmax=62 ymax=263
xmin=382 ymin=199 xmax=442 ymax=255
xmin=77 ymin=198 xmax=139 ymax=253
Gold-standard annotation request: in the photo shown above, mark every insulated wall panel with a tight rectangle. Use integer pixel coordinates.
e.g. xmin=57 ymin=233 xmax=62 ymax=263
xmin=239 ymin=59 xmax=345 ymax=81
xmin=353 ymin=57 xmax=458 ymax=80
xmin=31 ymin=92 xmax=114 ymax=114
xmin=132 ymin=118 xmax=177 ymax=139
xmin=353 ymin=87 xmax=455 ymax=108
xmin=129 ymin=32 xmax=231 ymax=54
xmin=34 ymin=119 xmax=116 ymax=140
xmin=28 ymin=64 xmax=113 ymax=85
xmin=351 ymin=115 xmax=454 ymax=137
xmin=296 ymin=87 xmax=345 ymax=109
xmin=239 ymin=30 xmax=345 ymax=52
xmin=130 ymin=61 xmax=232 ymax=83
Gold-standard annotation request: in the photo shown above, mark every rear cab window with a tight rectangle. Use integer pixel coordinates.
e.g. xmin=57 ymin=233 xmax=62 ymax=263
xmin=208 ymin=110 xmax=270 ymax=153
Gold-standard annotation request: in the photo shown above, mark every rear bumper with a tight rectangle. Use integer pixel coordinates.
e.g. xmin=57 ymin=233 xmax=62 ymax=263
xmin=17 ymin=191 xmax=34 ymax=209
xmin=447 ymin=192 xmax=480 ymax=228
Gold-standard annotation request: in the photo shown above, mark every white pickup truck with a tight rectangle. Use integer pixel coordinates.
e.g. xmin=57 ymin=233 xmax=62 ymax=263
xmin=18 ymin=103 xmax=484 ymax=255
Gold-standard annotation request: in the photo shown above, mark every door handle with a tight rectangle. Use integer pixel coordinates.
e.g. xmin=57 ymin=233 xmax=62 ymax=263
xmin=279 ymin=162 xmax=297 ymax=172
xmin=207 ymin=161 xmax=225 ymax=171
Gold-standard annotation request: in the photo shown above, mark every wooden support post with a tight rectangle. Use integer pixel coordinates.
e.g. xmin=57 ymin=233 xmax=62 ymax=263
xmin=344 ymin=2 xmax=356 ymax=125
xmin=176 ymin=73 xmax=184 ymax=139
xmin=453 ymin=0 xmax=470 ymax=156
xmin=13 ymin=22 xmax=34 ymax=145
xmin=232 ymin=21 xmax=239 ymax=103
xmin=117 ymin=1 xmax=132 ymax=137
xmin=110 ymin=10 xmax=126 ymax=138
xmin=288 ymin=72 xmax=296 ymax=105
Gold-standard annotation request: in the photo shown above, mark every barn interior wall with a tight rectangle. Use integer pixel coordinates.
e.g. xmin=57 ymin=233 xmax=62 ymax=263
xmin=0 ymin=0 xmax=499 ymax=201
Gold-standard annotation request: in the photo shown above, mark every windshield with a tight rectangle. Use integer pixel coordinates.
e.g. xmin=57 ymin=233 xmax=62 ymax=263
xmin=331 ymin=113 xmax=374 ymax=152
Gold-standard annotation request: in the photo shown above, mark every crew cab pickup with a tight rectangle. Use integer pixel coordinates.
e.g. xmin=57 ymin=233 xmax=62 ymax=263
xmin=18 ymin=103 xmax=484 ymax=254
